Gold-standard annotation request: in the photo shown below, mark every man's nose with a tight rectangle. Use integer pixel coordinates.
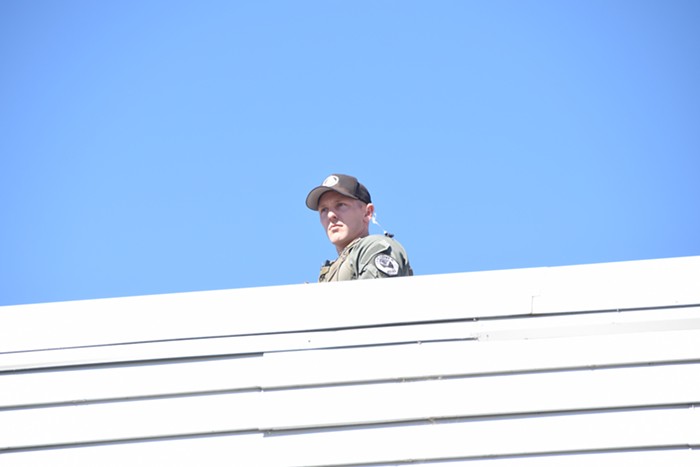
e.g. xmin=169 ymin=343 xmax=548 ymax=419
xmin=326 ymin=209 xmax=338 ymax=221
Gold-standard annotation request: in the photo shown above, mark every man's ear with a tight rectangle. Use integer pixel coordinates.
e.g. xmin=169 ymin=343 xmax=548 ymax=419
xmin=365 ymin=203 xmax=375 ymax=223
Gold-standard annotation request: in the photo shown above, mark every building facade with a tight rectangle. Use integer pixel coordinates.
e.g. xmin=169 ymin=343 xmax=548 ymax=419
xmin=2 ymin=256 xmax=699 ymax=466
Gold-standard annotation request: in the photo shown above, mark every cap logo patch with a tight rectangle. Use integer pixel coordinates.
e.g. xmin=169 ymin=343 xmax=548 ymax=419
xmin=375 ymin=254 xmax=399 ymax=276
xmin=322 ymin=175 xmax=339 ymax=187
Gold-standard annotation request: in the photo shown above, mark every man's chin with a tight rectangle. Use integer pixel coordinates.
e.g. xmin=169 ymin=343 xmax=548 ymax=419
xmin=328 ymin=236 xmax=344 ymax=247
xmin=328 ymin=233 xmax=348 ymax=249
xmin=327 ymin=231 xmax=344 ymax=241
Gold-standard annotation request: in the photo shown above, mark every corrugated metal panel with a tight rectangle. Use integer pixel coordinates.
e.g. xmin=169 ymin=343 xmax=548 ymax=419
xmin=2 ymin=256 xmax=698 ymax=353
xmin=3 ymin=363 xmax=698 ymax=448
xmin=2 ymin=432 xmax=700 ymax=467
xmin=2 ymin=410 xmax=699 ymax=466
xmin=3 ymin=327 xmax=699 ymax=408
xmin=3 ymin=306 xmax=698 ymax=371
xmin=2 ymin=433 xmax=699 ymax=467
xmin=1 ymin=256 xmax=699 ymax=466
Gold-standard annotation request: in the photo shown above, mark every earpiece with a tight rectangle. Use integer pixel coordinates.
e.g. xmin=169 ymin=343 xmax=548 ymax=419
xmin=371 ymin=213 xmax=394 ymax=238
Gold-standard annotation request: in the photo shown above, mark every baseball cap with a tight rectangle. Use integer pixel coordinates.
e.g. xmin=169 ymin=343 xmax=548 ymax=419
xmin=305 ymin=174 xmax=372 ymax=210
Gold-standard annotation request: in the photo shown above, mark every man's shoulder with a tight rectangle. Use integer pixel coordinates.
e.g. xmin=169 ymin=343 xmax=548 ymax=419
xmin=357 ymin=234 xmax=399 ymax=247
xmin=355 ymin=234 xmax=409 ymax=257
xmin=353 ymin=235 xmax=412 ymax=278
xmin=357 ymin=234 xmax=391 ymax=245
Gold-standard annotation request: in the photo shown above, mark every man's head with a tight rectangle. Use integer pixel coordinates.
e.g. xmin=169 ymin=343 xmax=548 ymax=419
xmin=306 ymin=174 xmax=374 ymax=253
xmin=305 ymin=174 xmax=371 ymax=210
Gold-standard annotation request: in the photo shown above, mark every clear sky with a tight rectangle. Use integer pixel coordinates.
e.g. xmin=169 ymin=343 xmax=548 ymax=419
xmin=1 ymin=1 xmax=699 ymax=306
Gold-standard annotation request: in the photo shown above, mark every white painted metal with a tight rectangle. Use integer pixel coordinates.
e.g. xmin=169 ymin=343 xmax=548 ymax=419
xmin=0 ymin=356 xmax=267 ymax=408
xmin=0 ymin=268 xmax=544 ymax=352
xmin=535 ymin=255 xmax=700 ymax=314
xmin=258 ymin=408 xmax=700 ymax=466
xmin=399 ymin=451 xmax=700 ymax=467
xmin=1 ymin=433 xmax=266 ymax=467
xmin=2 ymin=305 xmax=698 ymax=372
xmin=3 ymin=409 xmax=696 ymax=467
xmin=2 ymin=256 xmax=698 ymax=353
xmin=2 ymin=364 xmax=698 ymax=449
xmin=1 ymin=256 xmax=699 ymax=466
xmin=3 ymin=328 xmax=699 ymax=409
xmin=257 ymin=327 xmax=700 ymax=388
xmin=261 ymin=364 xmax=699 ymax=429
xmin=0 ymin=391 xmax=261 ymax=449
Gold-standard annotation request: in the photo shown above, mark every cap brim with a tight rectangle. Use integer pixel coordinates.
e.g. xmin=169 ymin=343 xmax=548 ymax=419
xmin=305 ymin=187 xmax=334 ymax=210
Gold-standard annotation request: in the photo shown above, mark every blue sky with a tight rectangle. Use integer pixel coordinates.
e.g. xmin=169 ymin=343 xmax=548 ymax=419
xmin=1 ymin=1 xmax=698 ymax=306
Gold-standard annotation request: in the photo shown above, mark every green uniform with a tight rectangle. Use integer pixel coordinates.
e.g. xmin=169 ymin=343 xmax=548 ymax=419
xmin=318 ymin=234 xmax=413 ymax=282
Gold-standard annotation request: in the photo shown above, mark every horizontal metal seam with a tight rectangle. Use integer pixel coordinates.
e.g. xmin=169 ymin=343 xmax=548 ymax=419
xmin=2 ymin=359 xmax=699 ymax=411
xmin=2 ymin=303 xmax=698 ymax=356
xmin=1 ymin=405 xmax=697 ymax=455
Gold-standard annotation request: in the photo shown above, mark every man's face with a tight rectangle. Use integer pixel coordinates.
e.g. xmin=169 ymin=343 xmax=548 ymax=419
xmin=318 ymin=191 xmax=372 ymax=252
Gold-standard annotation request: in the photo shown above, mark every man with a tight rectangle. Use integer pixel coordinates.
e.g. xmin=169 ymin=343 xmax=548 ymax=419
xmin=306 ymin=174 xmax=413 ymax=282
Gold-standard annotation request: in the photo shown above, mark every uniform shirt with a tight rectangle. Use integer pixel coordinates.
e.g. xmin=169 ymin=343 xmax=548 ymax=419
xmin=318 ymin=234 xmax=413 ymax=282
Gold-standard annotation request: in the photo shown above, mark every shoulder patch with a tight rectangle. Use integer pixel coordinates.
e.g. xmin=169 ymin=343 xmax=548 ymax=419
xmin=374 ymin=254 xmax=399 ymax=276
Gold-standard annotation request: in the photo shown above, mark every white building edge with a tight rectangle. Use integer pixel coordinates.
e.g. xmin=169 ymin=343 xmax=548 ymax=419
xmin=1 ymin=256 xmax=699 ymax=466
